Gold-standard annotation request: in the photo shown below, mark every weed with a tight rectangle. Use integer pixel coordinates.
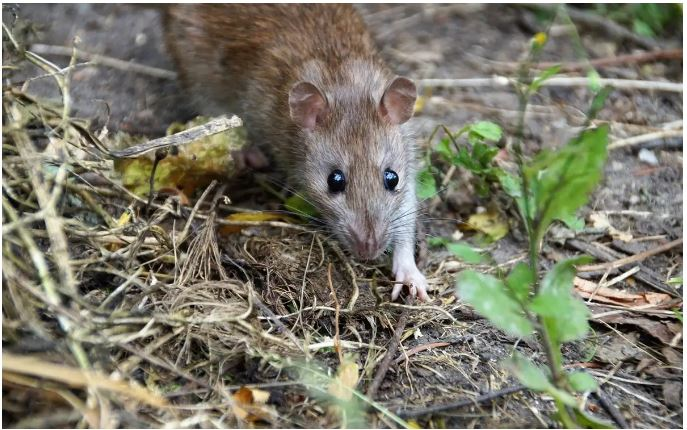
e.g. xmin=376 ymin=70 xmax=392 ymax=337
xmin=419 ymin=29 xmax=614 ymax=427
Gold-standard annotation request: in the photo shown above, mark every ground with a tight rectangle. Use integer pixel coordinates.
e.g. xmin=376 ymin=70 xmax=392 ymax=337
xmin=1 ymin=4 xmax=683 ymax=429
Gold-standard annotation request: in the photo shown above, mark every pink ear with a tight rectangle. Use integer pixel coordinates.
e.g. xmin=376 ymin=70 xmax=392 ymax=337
xmin=379 ymin=77 xmax=417 ymax=125
xmin=289 ymin=81 xmax=328 ymax=130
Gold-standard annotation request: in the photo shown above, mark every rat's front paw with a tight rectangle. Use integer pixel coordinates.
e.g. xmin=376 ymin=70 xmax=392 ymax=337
xmin=392 ymin=264 xmax=429 ymax=302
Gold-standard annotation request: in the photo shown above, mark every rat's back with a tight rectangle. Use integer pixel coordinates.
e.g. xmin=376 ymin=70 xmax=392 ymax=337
xmin=163 ymin=4 xmax=379 ymax=116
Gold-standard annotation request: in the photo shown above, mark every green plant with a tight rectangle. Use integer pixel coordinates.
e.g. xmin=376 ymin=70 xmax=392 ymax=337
xmin=426 ymin=32 xmax=613 ymax=427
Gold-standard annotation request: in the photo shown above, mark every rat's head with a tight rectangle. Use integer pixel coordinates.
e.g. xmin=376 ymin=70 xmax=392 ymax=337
xmin=288 ymin=75 xmax=418 ymax=260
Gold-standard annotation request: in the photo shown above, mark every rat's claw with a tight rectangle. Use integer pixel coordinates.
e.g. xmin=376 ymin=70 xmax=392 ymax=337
xmin=393 ymin=264 xmax=429 ymax=302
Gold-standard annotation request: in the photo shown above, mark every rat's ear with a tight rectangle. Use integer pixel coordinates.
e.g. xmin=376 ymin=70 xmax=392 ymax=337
xmin=289 ymin=81 xmax=328 ymax=130
xmin=379 ymin=76 xmax=417 ymax=125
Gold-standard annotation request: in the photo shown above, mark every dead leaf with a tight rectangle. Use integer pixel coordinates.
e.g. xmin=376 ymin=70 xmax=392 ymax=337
xmin=115 ymin=116 xmax=247 ymax=200
xmin=463 ymin=210 xmax=509 ymax=241
xmin=589 ymin=212 xmax=633 ymax=242
xmin=600 ymin=314 xmax=680 ymax=345
xmin=574 ymin=277 xmax=672 ymax=307
xmin=328 ymin=360 xmax=359 ymax=402
xmin=231 ymin=386 xmax=274 ymax=423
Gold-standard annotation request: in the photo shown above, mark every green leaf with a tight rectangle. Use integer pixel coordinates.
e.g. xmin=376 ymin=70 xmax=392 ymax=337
xmin=559 ymin=214 xmax=585 ymax=232
xmin=568 ymin=371 xmax=598 ymax=393
xmin=531 ymin=64 xmax=561 ymax=92
xmin=285 ymin=194 xmax=319 ymax=219
xmin=436 ymin=138 xmax=453 ymax=161
xmin=427 ymin=236 xmax=448 ymax=247
xmin=587 ymin=86 xmax=613 ymax=122
xmin=529 ymin=256 xmax=593 ymax=343
xmin=468 ymin=121 xmax=502 ymax=142
xmin=525 ymin=125 xmax=609 ymax=243
xmin=505 ymin=352 xmax=551 ymax=391
xmin=633 ymin=18 xmax=655 ymax=37
xmin=456 ymin=271 xmax=533 ymax=337
xmin=446 ymin=242 xmax=484 ymax=264
xmin=506 ymin=262 xmax=534 ymax=303
xmin=496 ymin=171 xmax=531 ymax=223
xmin=416 ymin=167 xmax=437 ymax=200
xmin=587 ymin=69 xmax=602 ymax=93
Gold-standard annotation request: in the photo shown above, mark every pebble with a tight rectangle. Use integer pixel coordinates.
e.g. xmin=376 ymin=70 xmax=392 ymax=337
xmin=638 ymin=148 xmax=659 ymax=166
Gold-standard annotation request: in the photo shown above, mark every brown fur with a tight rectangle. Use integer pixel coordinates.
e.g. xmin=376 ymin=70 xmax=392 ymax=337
xmin=164 ymin=4 xmax=421 ymax=265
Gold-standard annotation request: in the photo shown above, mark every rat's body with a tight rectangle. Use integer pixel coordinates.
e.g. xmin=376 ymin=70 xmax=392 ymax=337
xmin=164 ymin=4 xmax=428 ymax=301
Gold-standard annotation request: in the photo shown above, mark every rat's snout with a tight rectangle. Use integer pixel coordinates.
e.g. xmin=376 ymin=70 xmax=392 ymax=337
xmin=348 ymin=226 xmax=385 ymax=260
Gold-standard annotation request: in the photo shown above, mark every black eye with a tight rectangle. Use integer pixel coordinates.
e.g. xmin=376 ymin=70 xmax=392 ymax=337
xmin=383 ymin=169 xmax=399 ymax=191
xmin=327 ymin=169 xmax=346 ymax=193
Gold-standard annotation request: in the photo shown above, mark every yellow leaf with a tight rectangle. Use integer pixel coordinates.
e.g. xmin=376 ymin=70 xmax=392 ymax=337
xmin=115 ymin=116 xmax=247 ymax=200
xmin=115 ymin=207 xmax=132 ymax=227
xmin=465 ymin=210 xmax=509 ymax=241
xmin=328 ymin=360 xmax=359 ymax=402
xmin=407 ymin=419 xmax=422 ymax=429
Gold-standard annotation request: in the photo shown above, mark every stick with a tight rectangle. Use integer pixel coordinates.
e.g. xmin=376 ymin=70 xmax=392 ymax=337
xmin=418 ymin=76 xmax=683 ymax=93
xmin=103 ymin=115 xmax=243 ymax=158
xmin=29 ymin=44 xmax=177 ymax=79
xmin=397 ymin=384 xmax=526 ymax=417
xmin=592 ymin=390 xmax=630 ymax=428
xmin=577 ymin=238 xmax=682 ymax=272
xmin=539 ymin=49 xmax=683 ymax=73
xmin=567 ymin=239 xmax=679 ymax=297
xmin=609 ymin=129 xmax=683 ymax=150
xmin=366 ymin=303 xmax=411 ymax=399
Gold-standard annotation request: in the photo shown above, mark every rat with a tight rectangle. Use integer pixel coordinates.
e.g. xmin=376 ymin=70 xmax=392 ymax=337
xmin=163 ymin=4 xmax=429 ymax=301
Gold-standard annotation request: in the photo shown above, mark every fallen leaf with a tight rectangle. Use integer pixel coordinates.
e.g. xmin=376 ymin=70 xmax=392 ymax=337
xmin=231 ymin=386 xmax=275 ymax=423
xmin=464 ymin=210 xmax=509 ymax=241
xmin=115 ymin=116 xmax=247 ymax=200
xmin=600 ymin=314 xmax=680 ymax=345
xmin=589 ymin=212 xmax=633 ymax=242
xmin=574 ymin=277 xmax=672 ymax=307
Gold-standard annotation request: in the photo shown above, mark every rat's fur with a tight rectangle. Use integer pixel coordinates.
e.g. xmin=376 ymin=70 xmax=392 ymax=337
xmin=164 ymin=4 xmax=429 ymax=301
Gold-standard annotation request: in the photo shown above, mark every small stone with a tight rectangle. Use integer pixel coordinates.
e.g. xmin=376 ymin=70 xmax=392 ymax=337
xmin=638 ymin=148 xmax=659 ymax=166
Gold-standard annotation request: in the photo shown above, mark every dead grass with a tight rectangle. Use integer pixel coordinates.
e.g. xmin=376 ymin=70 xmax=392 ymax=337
xmin=1 ymin=35 xmax=474 ymax=428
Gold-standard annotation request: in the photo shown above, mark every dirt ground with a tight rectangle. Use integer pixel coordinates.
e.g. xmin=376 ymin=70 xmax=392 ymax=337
xmin=2 ymin=4 xmax=683 ymax=429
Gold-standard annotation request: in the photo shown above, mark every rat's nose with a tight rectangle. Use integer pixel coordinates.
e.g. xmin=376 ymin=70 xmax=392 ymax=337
xmin=349 ymin=228 xmax=382 ymax=260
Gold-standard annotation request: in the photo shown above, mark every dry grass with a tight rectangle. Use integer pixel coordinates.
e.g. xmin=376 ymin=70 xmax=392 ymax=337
xmin=1 ymin=32 xmax=476 ymax=428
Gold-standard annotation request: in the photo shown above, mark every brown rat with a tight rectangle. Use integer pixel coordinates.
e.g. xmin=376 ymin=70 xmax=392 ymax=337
xmin=163 ymin=4 xmax=428 ymax=301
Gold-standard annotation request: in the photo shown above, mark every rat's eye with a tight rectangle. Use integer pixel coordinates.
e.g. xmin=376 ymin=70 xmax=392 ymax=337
xmin=383 ymin=169 xmax=399 ymax=191
xmin=327 ymin=169 xmax=346 ymax=193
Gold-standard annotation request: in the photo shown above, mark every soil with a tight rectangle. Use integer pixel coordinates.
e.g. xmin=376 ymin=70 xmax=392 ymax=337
xmin=2 ymin=4 xmax=683 ymax=429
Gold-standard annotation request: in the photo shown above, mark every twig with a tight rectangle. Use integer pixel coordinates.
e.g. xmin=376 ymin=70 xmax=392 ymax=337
xmin=99 ymin=115 xmax=243 ymax=158
xmin=539 ymin=49 xmax=683 ymax=73
xmin=609 ymin=129 xmax=683 ymax=150
xmin=591 ymin=389 xmax=630 ymax=429
xmin=419 ymin=76 xmax=683 ymax=93
xmin=396 ymin=384 xmax=526 ymax=417
xmin=393 ymin=341 xmax=451 ymax=365
xmin=568 ymin=238 xmax=679 ymax=297
xmin=29 ymin=43 xmax=177 ymax=79
xmin=366 ymin=301 xmax=411 ymax=399
xmin=577 ymin=238 xmax=682 ymax=272
xmin=493 ymin=49 xmax=683 ymax=73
